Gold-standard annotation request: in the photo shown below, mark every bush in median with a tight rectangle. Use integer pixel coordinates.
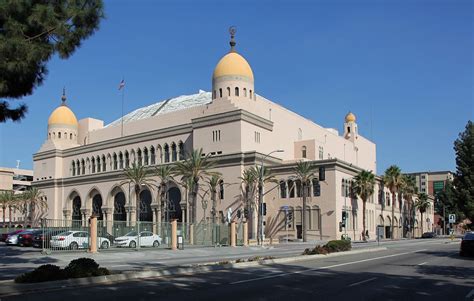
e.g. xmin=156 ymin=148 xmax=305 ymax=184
xmin=302 ymin=240 xmax=351 ymax=256
xmin=65 ymin=258 xmax=109 ymax=278
xmin=15 ymin=264 xmax=66 ymax=283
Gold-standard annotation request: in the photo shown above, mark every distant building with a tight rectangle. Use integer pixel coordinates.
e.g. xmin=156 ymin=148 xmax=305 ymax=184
xmin=0 ymin=167 xmax=33 ymax=223
xmin=406 ymin=171 xmax=453 ymax=196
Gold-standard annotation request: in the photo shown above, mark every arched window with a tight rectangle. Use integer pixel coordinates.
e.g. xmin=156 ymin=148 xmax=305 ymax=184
xmin=288 ymin=180 xmax=295 ymax=198
xmin=157 ymin=145 xmax=162 ymax=163
xmin=70 ymin=133 xmax=73 ymax=140
xmin=119 ymin=152 xmax=124 ymax=169
xmin=72 ymin=161 xmax=76 ymax=176
xmin=137 ymin=149 xmax=142 ymax=166
xmin=48 ymin=133 xmax=51 ymax=139
xmin=227 ymin=87 xmax=230 ymax=96
xmin=64 ymin=132 xmax=67 ymax=139
xmin=280 ymin=181 xmax=287 ymax=198
xmin=81 ymin=159 xmax=85 ymax=175
xmin=164 ymin=144 xmax=170 ymax=163
xmin=235 ymin=87 xmax=239 ymax=96
xmin=178 ymin=142 xmax=185 ymax=160
xmin=302 ymin=146 xmax=307 ymax=158
xmin=58 ymin=132 xmax=61 ymax=139
xmin=171 ymin=143 xmax=177 ymax=162
xmin=249 ymin=90 xmax=253 ymax=99
xmin=219 ymin=88 xmax=222 ymax=98
xmin=97 ymin=156 xmax=101 ymax=172
xmin=296 ymin=180 xmax=302 ymax=197
xmin=143 ymin=148 xmax=149 ymax=165
xmin=150 ymin=146 xmax=156 ymax=165
xmin=77 ymin=160 xmax=80 ymax=175
xmin=243 ymin=88 xmax=247 ymax=97
xmin=113 ymin=153 xmax=118 ymax=170
xmin=312 ymin=179 xmax=320 ymax=197
xmin=219 ymin=180 xmax=224 ymax=200
xmin=102 ymin=155 xmax=106 ymax=171
xmin=125 ymin=151 xmax=130 ymax=168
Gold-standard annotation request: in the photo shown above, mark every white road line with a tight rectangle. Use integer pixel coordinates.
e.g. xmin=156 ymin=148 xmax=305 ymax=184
xmin=348 ymin=277 xmax=377 ymax=287
xmin=230 ymin=249 xmax=428 ymax=285
xmin=466 ymin=288 xmax=474 ymax=300
xmin=417 ymin=262 xmax=428 ymax=266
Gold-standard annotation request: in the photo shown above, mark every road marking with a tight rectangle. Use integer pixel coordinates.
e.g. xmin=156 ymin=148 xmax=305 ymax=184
xmin=466 ymin=288 xmax=474 ymax=300
xmin=348 ymin=277 xmax=377 ymax=287
xmin=417 ymin=262 xmax=428 ymax=266
xmin=230 ymin=249 xmax=428 ymax=285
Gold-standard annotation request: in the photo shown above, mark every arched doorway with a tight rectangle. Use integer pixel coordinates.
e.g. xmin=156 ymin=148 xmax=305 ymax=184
xmin=113 ymin=192 xmax=126 ymax=222
xmin=385 ymin=216 xmax=391 ymax=239
xmin=139 ymin=190 xmax=152 ymax=222
xmin=72 ymin=196 xmax=82 ymax=227
xmin=92 ymin=194 xmax=103 ymax=221
xmin=167 ymin=187 xmax=182 ymax=222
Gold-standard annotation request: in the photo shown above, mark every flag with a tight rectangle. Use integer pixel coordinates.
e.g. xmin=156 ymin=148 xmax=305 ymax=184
xmin=118 ymin=79 xmax=125 ymax=90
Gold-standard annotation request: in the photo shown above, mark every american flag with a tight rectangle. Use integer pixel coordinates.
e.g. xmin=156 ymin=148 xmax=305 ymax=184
xmin=118 ymin=79 xmax=125 ymax=90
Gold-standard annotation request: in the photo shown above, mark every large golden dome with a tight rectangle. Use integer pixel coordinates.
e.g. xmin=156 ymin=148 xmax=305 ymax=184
xmin=48 ymin=105 xmax=78 ymax=126
xmin=213 ymin=52 xmax=254 ymax=81
xmin=345 ymin=112 xmax=356 ymax=123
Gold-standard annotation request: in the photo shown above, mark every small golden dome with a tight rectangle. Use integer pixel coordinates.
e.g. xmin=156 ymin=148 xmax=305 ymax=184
xmin=48 ymin=105 xmax=78 ymax=126
xmin=213 ymin=52 xmax=254 ymax=81
xmin=345 ymin=112 xmax=356 ymax=123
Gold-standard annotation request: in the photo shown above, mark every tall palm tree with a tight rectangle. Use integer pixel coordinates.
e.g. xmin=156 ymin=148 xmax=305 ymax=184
xmin=416 ymin=193 xmax=430 ymax=236
xmin=208 ymin=175 xmax=221 ymax=224
xmin=353 ymin=170 xmax=375 ymax=242
xmin=239 ymin=167 xmax=258 ymax=238
xmin=0 ymin=191 xmax=16 ymax=226
xmin=255 ymin=165 xmax=277 ymax=244
xmin=402 ymin=174 xmax=417 ymax=238
xmin=122 ymin=164 xmax=156 ymax=226
xmin=174 ymin=149 xmax=218 ymax=224
xmin=155 ymin=165 xmax=175 ymax=223
xmin=383 ymin=165 xmax=403 ymax=239
xmin=293 ymin=161 xmax=317 ymax=242
xmin=28 ymin=187 xmax=47 ymax=227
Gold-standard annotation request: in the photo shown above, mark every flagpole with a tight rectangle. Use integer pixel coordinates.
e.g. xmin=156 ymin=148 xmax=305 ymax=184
xmin=121 ymin=79 xmax=125 ymax=137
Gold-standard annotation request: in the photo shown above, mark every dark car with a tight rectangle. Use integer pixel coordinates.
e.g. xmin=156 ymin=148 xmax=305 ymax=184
xmin=32 ymin=229 xmax=69 ymax=248
xmin=18 ymin=229 xmax=42 ymax=247
xmin=421 ymin=232 xmax=437 ymax=238
xmin=460 ymin=232 xmax=474 ymax=257
xmin=1 ymin=229 xmax=23 ymax=242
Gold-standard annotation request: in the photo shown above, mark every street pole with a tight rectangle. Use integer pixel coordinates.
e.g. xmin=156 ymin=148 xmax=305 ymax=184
xmin=443 ymin=204 xmax=446 ymax=236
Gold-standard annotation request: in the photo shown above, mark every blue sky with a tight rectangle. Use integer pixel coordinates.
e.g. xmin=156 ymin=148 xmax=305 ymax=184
xmin=0 ymin=0 xmax=472 ymax=175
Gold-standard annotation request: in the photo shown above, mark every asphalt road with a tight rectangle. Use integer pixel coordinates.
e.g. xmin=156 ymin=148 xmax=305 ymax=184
xmin=3 ymin=239 xmax=473 ymax=301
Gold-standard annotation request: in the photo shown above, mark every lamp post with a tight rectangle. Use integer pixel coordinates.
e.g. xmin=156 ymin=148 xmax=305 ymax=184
xmin=258 ymin=149 xmax=284 ymax=246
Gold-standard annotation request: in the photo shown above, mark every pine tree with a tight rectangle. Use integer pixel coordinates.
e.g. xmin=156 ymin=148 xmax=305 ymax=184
xmin=453 ymin=121 xmax=474 ymax=223
xmin=0 ymin=0 xmax=104 ymax=122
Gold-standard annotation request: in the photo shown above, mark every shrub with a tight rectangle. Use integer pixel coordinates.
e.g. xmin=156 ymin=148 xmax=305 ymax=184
xmin=262 ymin=256 xmax=276 ymax=260
xmin=236 ymin=258 xmax=246 ymax=263
xmin=15 ymin=264 xmax=66 ymax=283
xmin=302 ymin=245 xmax=329 ymax=255
xmin=248 ymin=256 xmax=262 ymax=262
xmin=64 ymin=258 xmax=106 ymax=278
xmin=324 ymin=240 xmax=351 ymax=252
xmin=218 ymin=260 xmax=230 ymax=265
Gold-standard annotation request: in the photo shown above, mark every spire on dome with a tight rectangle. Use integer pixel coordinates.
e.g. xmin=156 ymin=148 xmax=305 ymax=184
xmin=229 ymin=26 xmax=236 ymax=52
xmin=61 ymin=87 xmax=67 ymax=106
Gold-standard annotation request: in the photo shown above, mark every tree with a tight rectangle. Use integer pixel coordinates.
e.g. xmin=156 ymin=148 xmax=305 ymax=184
xmin=207 ymin=175 xmax=221 ymax=224
xmin=416 ymin=193 xmax=430 ymax=235
xmin=174 ymin=149 xmax=218 ymax=224
xmin=353 ymin=170 xmax=375 ymax=242
xmin=255 ymin=165 xmax=277 ymax=245
xmin=239 ymin=167 xmax=258 ymax=238
xmin=453 ymin=120 xmax=474 ymax=223
xmin=121 ymin=164 xmax=156 ymax=228
xmin=384 ymin=165 xmax=403 ymax=239
xmin=0 ymin=191 xmax=16 ymax=225
xmin=402 ymin=174 xmax=417 ymax=238
xmin=0 ymin=0 xmax=104 ymax=122
xmin=19 ymin=187 xmax=47 ymax=227
xmin=293 ymin=161 xmax=317 ymax=242
xmin=155 ymin=165 xmax=175 ymax=224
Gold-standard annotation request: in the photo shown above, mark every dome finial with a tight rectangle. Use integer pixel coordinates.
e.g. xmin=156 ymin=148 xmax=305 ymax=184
xmin=61 ymin=87 xmax=67 ymax=105
xmin=229 ymin=26 xmax=236 ymax=52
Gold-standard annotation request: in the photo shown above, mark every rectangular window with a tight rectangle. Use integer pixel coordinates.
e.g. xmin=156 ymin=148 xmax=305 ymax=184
xmin=319 ymin=146 xmax=323 ymax=160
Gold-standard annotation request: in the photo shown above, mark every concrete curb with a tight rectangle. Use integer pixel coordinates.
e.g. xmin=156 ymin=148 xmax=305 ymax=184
xmin=0 ymin=246 xmax=387 ymax=297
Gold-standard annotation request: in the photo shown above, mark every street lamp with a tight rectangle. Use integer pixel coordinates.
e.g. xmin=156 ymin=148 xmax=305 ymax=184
xmin=258 ymin=149 xmax=284 ymax=246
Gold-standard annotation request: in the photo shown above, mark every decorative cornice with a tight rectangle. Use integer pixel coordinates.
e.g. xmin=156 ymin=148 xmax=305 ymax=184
xmin=192 ymin=109 xmax=273 ymax=131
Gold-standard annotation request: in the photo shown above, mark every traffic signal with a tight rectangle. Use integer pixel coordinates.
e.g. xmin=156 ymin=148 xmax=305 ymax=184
xmin=262 ymin=203 xmax=267 ymax=216
xmin=314 ymin=182 xmax=321 ymax=196
xmin=244 ymin=208 xmax=249 ymax=218
xmin=341 ymin=211 xmax=347 ymax=227
xmin=287 ymin=211 xmax=293 ymax=223
xmin=319 ymin=167 xmax=326 ymax=181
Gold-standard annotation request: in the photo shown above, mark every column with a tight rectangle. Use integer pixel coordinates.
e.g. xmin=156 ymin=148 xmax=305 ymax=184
xmin=102 ymin=207 xmax=113 ymax=234
xmin=89 ymin=215 xmax=98 ymax=253
xmin=171 ymin=219 xmax=177 ymax=250
xmin=243 ymin=222 xmax=248 ymax=246
xmin=230 ymin=221 xmax=236 ymax=247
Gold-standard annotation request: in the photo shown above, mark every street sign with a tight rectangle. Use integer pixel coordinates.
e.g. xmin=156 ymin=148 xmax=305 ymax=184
xmin=448 ymin=214 xmax=456 ymax=223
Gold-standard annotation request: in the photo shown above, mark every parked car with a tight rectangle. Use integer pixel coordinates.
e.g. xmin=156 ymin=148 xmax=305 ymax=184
xmin=114 ymin=231 xmax=162 ymax=248
xmin=5 ymin=230 xmax=32 ymax=245
xmin=50 ymin=231 xmax=111 ymax=250
xmin=460 ymin=232 xmax=474 ymax=257
xmin=32 ymin=229 xmax=69 ymax=248
xmin=1 ymin=229 xmax=23 ymax=242
xmin=421 ymin=232 xmax=437 ymax=238
xmin=18 ymin=229 xmax=42 ymax=247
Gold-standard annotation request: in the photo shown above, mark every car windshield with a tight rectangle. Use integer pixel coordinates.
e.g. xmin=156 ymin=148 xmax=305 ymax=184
xmin=125 ymin=231 xmax=138 ymax=237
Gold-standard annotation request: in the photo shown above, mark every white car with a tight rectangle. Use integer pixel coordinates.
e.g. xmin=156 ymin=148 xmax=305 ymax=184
xmin=50 ymin=231 xmax=111 ymax=250
xmin=114 ymin=231 xmax=162 ymax=248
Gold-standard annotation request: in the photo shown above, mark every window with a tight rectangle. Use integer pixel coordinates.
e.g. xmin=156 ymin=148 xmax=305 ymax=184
xmin=296 ymin=180 xmax=302 ymax=197
xmin=150 ymin=147 xmax=156 ymax=165
xmin=58 ymin=132 xmax=61 ymax=139
xmin=311 ymin=206 xmax=320 ymax=230
xmin=312 ymin=179 xmax=320 ymax=197
xmin=164 ymin=144 xmax=170 ymax=163
xmin=119 ymin=153 xmax=124 ymax=169
xmin=421 ymin=181 xmax=426 ymax=186
xmin=347 ymin=126 xmax=351 ymax=133
xmin=113 ymin=154 xmax=118 ymax=170
xmin=302 ymin=146 xmax=307 ymax=158
xmin=244 ymin=88 xmax=247 ymax=97
xmin=72 ymin=162 xmax=76 ymax=176
xmin=97 ymin=157 xmax=101 ymax=172
xmin=227 ymin=87 xmax=230 ymax=96
xmin=137 ymin=149 xmax=142 ymax=166
xmin=254 ymin=131 xmax=261 ymax=143
xmin=70 ymin=133 xmax=73 ymax=139
xmin=249 ymin=90 xmax=253 ymax=99
xmin=280 ymin=181 xmax=287 ymax=198
xmin=319 ymin=146 xmax=324 ymax=160
xmin=235 ymin=87 xmax=239 ymax=96
xmin=288 ymin=180 xmax=295 ymax=198
xmin=144 ymin=148 xmax=149 ymax=165
xmin=219 ymin=180 xmax=224 ymax=200
xmin=213 ymin=130 xmax=221 ymax=142
xmin=102 ymin=155 xmax=106 ymax=171
xmin=81 ymin=160 xmax=85 ymax=174
xmin=171 ymin=143 xmax=177 ymax=161
xmin=64 ymin=132 xmax=67 ymax=139
xmin=219 ymin=88 xmax=222 ymax=97
xmin=48 ymin=133 xmax=51 ymax=139
xmin=386 ymin=192 xmax=391 ymax=206
xmin=179 ymin=142 xmax=185 ymax=160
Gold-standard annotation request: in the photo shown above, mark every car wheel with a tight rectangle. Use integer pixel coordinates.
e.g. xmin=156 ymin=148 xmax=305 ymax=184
xmin=69 ymin=242 xmax=79 ymax=250
xmin=129 ymin=241 xmax=136 ymax=248
xmin=153 ymin=240 xmax=160 ymax=247
xmin=101 ymin=241 xmax=109 ymax=249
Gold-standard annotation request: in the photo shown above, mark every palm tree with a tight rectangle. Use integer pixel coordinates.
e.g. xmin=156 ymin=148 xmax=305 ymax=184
xmin=415 ymin=193 xmax=430 ymax=236
xmin=207 ymin=175 xmax=221 ymax=224
xmin=155 ymin=165 xmax=175 ymax=223
xmin=353 ymin=170 xmax=375 ymax=242
xmin=402 ymin=175 xmax=417 ymax=238
xmin=239 ymin=167 xmax=258 ymax=238
xmin=383 ymin=165 xmax=403 ymax=239
xmin=255 ymin=165 xmax=277 ymax=244
xmin=0 ymin=191 xmax=16 ymax=226
xmin=122 ymin=164 xmax=156 ymax=227
xmin=293 ymin=161 xmax=317 ymax=242
xmin=174 ymin=149 xmax=219 ymax=224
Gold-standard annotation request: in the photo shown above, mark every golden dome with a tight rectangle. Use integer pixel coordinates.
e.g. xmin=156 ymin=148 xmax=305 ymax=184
xmin=48 ymin=105 xmax=78 ymax=126
xmin=345 ymin=112 xmax=356 ymax=123
xmin=213 ymin=52 xmax=254 ymax=81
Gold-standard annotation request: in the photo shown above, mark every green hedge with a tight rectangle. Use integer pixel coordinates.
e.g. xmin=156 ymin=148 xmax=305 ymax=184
xmin=302 ymin=240 xmax=351 ymax=255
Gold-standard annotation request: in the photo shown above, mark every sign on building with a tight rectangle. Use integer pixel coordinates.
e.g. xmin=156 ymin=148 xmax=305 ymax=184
xmin=448 ymin=214 xmax=456 ymax=223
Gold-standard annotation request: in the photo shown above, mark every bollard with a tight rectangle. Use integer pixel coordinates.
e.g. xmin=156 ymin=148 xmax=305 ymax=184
xmin=89 ymin=215 xmax=98 ymax=253
xmin=189 ymin=224 xmax=194 ymax=245
xmin=171 ymin=219 xmax=177 ymax=250
xmin=230 ymin=221 xmax=236 ymax=247
xmin=243 ymin=222 xmax=248 ymax=246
